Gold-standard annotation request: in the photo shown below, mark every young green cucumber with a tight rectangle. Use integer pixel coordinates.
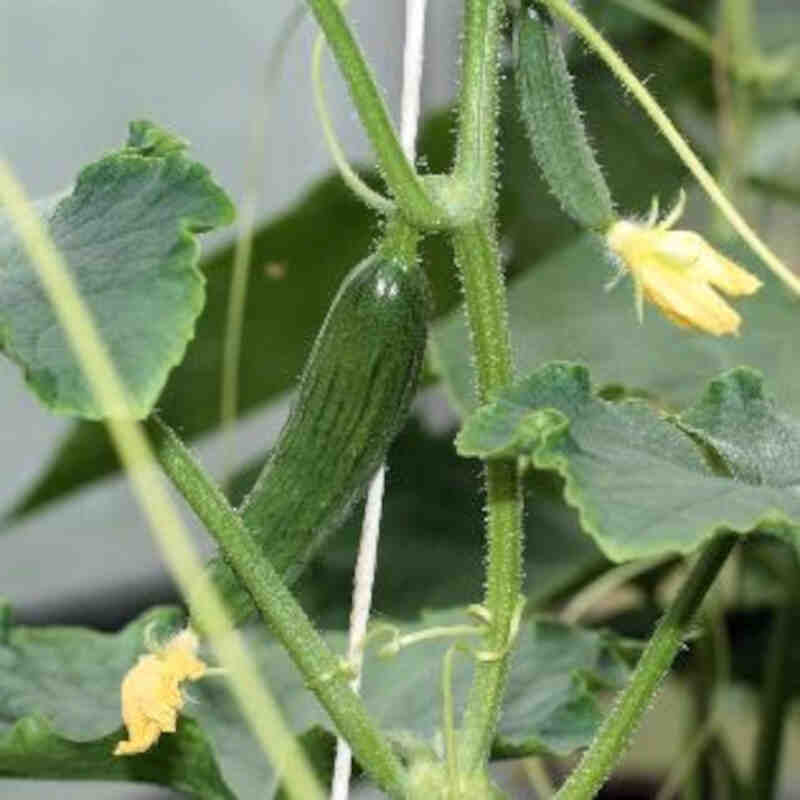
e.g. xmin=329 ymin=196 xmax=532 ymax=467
xmin=515 ymin=1 xmax=616 ymax=232
xmin=205 ymin=246 xmax=431 ymax=627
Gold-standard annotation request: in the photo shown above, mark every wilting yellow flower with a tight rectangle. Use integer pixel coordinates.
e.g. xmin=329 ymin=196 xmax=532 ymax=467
xmin=606 ymin=192 xmax=762 ymax=336
xmin=114 ymin=626 xmax=207 ymax=756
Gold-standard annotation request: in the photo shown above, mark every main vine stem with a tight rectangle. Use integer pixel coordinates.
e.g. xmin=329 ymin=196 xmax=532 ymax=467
xmin=451 ymin=0 xmax=525 ymax=776
xmin=555 ymin=534 xmax=737 ymax=800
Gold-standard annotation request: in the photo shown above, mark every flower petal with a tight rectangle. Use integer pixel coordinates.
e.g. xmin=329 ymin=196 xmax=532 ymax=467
xmin=606 ymin=217 xmax=759 ymax=336
xmin=641 ymin=266 xmax=742 ymax=336
xmin=657 ymin=231 xmax=762 ymax=296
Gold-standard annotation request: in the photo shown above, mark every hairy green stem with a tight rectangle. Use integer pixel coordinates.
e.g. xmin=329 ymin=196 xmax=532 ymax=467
xmin=305 ymin=0 xmax=437 ymax=225
xmin=452 ymin=224 xmax=523 ymax=777
xmin=555 ymin=534 xmax=736 ymax=800
xmin=454 ymin=0 xmax=505 ymax=209
xmin=442 ymin=646 xmax=460 ymax=793
xmin=459 ymin=458 xmax=523 ymax=771
xmin=450 ymin=0 xmax=524 ymax=776
xmin=751 ymin=589 xmax=796 ymax=798
xmin=452 ymin=222 xmax=513 ymax=400
xmin=146 ymin=415 xmax=408 ymax=799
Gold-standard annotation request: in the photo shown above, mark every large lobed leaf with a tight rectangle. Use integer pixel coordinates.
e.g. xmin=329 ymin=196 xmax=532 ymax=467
xmin=0 ymin=603 xmax=638 ymax=798
xmin=458 ymin=362 xmax=800 ymax=562
xmin=0 ymin=120 xmax=234 ymax=420
xmin=678 ymin=367 xmax=800 ymax=488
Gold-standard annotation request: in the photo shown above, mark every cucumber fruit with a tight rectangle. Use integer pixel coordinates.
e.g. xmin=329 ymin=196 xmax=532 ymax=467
xmin=515 ymin=1 xmax=616 ymax=232
xmin=207 ymin=248 xmax=431 ymax=626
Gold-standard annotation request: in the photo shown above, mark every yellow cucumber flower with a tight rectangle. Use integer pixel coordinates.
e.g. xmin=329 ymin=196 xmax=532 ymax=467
xmin=606 ymin=191 xmax=762 ymax=336
xmin=114 ymin=626 xmax=208 ymax=756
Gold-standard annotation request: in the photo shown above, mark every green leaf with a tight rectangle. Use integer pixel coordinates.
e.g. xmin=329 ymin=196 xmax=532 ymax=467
xmin=457 ymin=362 xmax=800 ymax=561
xmin=0 ymin=603 xmax=638 ymax=796
xmin=677 ymin=367 xmax=800 ymax=488
xmin=493 ymin=618 xmax=637 ymax=757
xmin=0 ymin=603 xmax=234 ymax=799
xmin=0 ymin=120 xmax=234 ymax=420
xmin=432 ymin=234 xmax=800 ymax=418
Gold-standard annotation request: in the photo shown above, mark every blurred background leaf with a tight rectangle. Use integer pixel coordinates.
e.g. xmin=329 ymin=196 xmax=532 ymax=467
xmin=0 ymin=602 xmax=639 ymax=798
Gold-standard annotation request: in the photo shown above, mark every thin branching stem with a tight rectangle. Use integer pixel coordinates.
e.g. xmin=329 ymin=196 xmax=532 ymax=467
xmin=221 ymin=4 xmax=308 ymax=476
xmin=555 ymin=535 xmax=737 ymax=800
xmin=311 ymin=29 xmax=395 ymax=214
xmin=306 ymin=0 xmax=438 ymax=223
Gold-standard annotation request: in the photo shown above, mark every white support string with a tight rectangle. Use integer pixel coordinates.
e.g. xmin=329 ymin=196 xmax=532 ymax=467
xmin=329 ymin=465 xmax=386 ymax=800
xmin=329 ymin=2 xmax=428 ymax=798
xmin=400 ymin=0 xmax=428 ymax=162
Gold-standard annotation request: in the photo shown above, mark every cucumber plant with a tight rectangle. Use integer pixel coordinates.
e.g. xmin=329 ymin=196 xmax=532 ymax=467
xmin=1 ymin=1 xmax=800 ymax=800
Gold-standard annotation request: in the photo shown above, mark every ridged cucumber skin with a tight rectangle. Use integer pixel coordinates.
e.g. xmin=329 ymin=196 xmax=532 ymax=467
xmin=515 ymin=2 xmax=616 ymax=232
xmin=207 ymin=253 xmax=431 ymax=625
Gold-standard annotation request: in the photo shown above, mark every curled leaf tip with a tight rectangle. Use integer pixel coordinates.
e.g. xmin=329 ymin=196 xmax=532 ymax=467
xmin=606 ymin=196 xmax=762 ymax=337
xmin=114 ymin=626 xmax=208 ymax=756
